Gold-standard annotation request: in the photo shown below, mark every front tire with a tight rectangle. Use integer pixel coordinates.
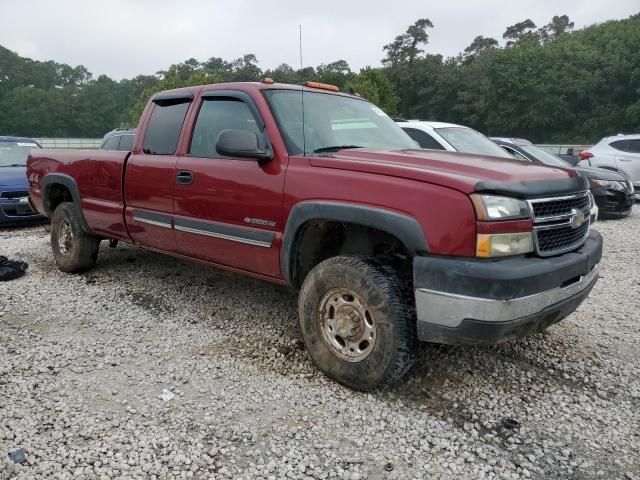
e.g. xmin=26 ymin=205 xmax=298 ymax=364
xmin=298 ymin=256 xmax=417 ymax=391
xmin=50 ymin=202 xmax=100 ymax=273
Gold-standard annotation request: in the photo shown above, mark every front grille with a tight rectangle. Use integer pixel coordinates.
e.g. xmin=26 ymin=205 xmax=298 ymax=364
xmin=529 ymin=192 xmax=591 ymax=257
xmin=536 ymin=222 xmax=589 ymax=254
xmin=0 ymin=191 xmax=29 ymax=199
xmin=531 ymin=194 xmax=589 ymax=219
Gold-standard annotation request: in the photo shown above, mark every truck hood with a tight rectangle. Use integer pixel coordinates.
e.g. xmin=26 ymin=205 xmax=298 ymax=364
xmin=310 ymin=149 xmax=588 ymax=198
xmin=0 ymin=166 xmax=28 ymax=189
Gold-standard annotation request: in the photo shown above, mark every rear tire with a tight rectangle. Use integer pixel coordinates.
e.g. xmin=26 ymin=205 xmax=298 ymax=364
xmin=50 ymin=202 xmax=100 ymax=273
xmin=298 ymin=256 xmax=417 ymax=391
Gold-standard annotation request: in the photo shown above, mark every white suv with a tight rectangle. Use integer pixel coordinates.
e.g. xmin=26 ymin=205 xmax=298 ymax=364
xmin=579 ymin=134 xmax=640 ymax=199
xmin=396 ymin=120 xmax=513 ymax=159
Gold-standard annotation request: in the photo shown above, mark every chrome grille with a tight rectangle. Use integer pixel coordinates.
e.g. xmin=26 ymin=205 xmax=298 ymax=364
xmin=528 ymin=192 xmax=591 ymax=257
xmin=530 ymin=194 xmax=589 ymax=220
xmin=536 ymin=222 xmax=589 ymax=253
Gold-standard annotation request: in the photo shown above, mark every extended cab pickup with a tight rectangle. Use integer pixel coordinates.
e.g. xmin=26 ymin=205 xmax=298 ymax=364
xmin=28 ymin=80 xmax=602 ymax=390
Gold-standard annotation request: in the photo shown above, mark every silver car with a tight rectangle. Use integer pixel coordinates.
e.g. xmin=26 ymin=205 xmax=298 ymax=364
xmin=579 ymin=134 xmax=640 ymax=199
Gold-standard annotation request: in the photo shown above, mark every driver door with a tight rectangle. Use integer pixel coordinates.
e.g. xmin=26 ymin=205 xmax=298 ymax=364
xmin=173 ymin=91 xmax=285 ymax=278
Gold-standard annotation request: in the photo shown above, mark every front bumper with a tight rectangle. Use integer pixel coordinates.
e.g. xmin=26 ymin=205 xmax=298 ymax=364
xmin=413 ymin=230 xmax=602 ymax=345
xmin=592 ymin=187 xmax=635 ymax=217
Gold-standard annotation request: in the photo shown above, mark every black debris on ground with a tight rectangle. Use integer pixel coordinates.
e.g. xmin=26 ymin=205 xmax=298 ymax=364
xmin=0 ymin=256 xmax=28 ymax=281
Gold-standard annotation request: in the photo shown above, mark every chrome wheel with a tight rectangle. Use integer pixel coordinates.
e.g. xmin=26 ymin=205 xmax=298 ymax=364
xmin=318 ymin=287 xmax=376 ymax=362
xmin=57 ymin=219 xmax=73 ymax=255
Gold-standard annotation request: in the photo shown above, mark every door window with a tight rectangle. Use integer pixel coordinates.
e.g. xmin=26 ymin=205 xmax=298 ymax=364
xmin=189 ymin=98 xmax=261 ymax=158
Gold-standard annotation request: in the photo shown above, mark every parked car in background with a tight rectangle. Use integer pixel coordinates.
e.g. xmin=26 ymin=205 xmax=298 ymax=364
xmin=0 ymin=136 xmax=46 ymax=226
xmin=578 ymin=134 xmax=640 ymax=200
xmin=557 ymin=148 xmax=581 ymax=166
xmin=396 ymin=120 xmax=514 ymax=159
xmin=493 ymin=138 xmax=634 ymax=218
xmin=100 ymin=128 xmax=136 ymax=151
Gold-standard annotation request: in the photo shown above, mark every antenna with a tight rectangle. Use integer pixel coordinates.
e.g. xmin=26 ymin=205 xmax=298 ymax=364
xmin=299 ymin=24 xmax=306 ymax=156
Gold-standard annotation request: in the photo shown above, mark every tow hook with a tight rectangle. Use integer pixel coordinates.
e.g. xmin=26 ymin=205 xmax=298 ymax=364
xmin=109 ymin=239 xmax=118 ymax=249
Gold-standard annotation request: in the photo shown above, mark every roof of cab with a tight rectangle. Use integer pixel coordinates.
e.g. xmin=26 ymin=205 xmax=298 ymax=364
xmin=150 ymin=81 xmax=367 ymax=101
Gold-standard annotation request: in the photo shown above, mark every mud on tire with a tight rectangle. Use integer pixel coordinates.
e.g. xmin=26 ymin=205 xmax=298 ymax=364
xmin=298 ymin=255 xmax=417 ymax=391
xmin=50 ymin=202 xmax=100 ymax=273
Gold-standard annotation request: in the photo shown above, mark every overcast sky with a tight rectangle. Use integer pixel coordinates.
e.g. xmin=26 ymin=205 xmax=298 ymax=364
xmin=0 ymin=0 xmax=638 ymax=80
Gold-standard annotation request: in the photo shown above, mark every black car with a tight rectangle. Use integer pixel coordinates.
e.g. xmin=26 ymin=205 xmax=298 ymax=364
xmin=493 ymin=138 xmax=635 ymax=218
xmin=100 ymin=128 xmax=136 ymax=151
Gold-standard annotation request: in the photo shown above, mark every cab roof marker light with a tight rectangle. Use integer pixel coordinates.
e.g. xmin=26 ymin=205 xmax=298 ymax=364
xmin=303 ymin=81 xmax=340 ymax=92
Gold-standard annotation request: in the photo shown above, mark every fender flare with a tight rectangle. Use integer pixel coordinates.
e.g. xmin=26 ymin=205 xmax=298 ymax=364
xmin=280 ymin=201 xmax=428 ymax=287
xmin=41 ymin=173 xmax=91 ymax=233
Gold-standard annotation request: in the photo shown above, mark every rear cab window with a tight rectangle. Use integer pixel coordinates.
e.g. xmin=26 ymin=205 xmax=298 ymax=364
xmin=143 ymin=96 xmax=192 ymax=155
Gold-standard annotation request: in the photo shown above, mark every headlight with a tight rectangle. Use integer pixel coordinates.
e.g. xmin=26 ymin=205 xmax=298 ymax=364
xmin=470 ymin=194 xmax=530 ymax=221
xmin=591 ymin=179 xmax=626 ymax=191
xmin=476 ymin=232 xmax=533 ymax=257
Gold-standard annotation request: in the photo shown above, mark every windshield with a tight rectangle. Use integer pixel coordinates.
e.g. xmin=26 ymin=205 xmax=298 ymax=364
xmin=264 ymin=89 xmax=417 ymax=155
xmin=434 ymin=127 xmax=513 ymax=158
xmin=0 ymin=141 xmax=40 ymax=167
xmin=521 ymin=145 xmax=570 ymax=167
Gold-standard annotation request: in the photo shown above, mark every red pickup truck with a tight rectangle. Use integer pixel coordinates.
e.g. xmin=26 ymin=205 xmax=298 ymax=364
xmin=28 ymin=80 xmax=602 ymax=390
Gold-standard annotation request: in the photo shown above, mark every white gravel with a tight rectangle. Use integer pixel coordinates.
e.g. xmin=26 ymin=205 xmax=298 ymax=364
xmin=1 ymin=206 xmax=639 ymax=480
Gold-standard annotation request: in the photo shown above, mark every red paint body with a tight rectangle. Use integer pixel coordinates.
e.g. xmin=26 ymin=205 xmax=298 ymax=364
xmin=27 ymin=82 xmax=581 ymax=284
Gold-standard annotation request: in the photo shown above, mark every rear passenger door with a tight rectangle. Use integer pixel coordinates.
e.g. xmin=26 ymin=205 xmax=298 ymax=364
xmin=124 ymin=93 xmax=193 ymax=251
xmin=173 ymin=90 xmax=286 ymax=278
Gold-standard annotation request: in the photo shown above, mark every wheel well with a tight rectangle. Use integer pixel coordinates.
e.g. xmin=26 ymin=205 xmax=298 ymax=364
xmin=45 ymin=183 xmax=73 ymax=215
xmin=291 ymin=220 xmax=413 ymax=289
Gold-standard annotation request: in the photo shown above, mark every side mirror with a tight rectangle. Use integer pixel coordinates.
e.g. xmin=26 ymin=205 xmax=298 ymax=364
xmin=215 ymin=129 xmax=272 ymax=161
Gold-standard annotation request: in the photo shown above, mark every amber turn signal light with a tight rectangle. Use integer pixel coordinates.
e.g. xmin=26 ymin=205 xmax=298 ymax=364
xmin=303 ymin=81 xmax=340 ymax=92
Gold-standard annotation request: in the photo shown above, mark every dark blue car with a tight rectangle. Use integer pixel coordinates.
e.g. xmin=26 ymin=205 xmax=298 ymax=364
xmin=0 ymin=136 xmax=46 ymax=226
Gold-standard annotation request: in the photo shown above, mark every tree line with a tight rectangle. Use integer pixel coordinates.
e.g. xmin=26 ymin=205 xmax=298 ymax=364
xmin=0 ymin=12 xmax=638 ymax=143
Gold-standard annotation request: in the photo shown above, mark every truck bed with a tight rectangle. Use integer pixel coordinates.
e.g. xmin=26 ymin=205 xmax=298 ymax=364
xmin=28 ymin=149 xmax=130 ymax=239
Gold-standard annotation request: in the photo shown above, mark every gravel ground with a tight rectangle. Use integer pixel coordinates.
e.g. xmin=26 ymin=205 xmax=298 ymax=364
xmin=1 ymin=207 xmax=639 ymax=480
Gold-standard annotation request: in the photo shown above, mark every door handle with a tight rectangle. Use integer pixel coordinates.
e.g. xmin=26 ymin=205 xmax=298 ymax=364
xmin=176 ymin=170 xmax=193 ymax=185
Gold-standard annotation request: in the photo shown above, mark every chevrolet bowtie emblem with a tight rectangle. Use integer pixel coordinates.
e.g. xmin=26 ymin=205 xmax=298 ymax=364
xmin=570 ymin=209 xmax=586 ymax=229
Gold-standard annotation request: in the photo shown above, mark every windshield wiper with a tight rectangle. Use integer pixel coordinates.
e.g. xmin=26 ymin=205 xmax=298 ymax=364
xmin=313 ymin=145 xmax=363 ymax=154
xmin=0 ymin=164 xmax=26 ymax=167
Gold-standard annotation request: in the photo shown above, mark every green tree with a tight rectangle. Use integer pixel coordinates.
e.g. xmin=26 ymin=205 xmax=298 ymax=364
xmin=463 ymin=36 xmax=499 ymax=58
xmin=345 ymin=68 xmax=399 ymax=115
xmin=503 ymin=19 xmax=539 ymax=46
xmin=540 ymin=15 xmax=575 ymax=42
